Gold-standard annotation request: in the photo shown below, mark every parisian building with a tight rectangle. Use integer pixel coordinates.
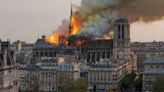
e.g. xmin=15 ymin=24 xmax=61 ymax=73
xmin=0 ymin=40 xmax=18 ymax=92
xmin=143 ymin=56 xmax=164 ymax=92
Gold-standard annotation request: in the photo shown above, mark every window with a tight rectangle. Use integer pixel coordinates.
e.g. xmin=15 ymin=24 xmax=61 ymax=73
xmin=102 ymin=51 xmax=105 ymax=58
xmin=97 ymin=53 xmax=100 ymax=61
xmin=150 ymin=65 xmax=154 ymax=68
xmin=156 ymin=65 xmax=160 ymax=68
xmin=118 ymin=27 xmax=121 ymax=39
xmin=122 ymin=25 xmax=125 ymax=39
xmin=107 ymin=51 xmax=110 ymax=58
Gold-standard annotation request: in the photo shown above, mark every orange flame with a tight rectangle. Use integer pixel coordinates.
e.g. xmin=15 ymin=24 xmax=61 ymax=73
xmin=46 ymin=34 xmax=59 ymax=45
xmin=46 ymin=12 xmax=82 ymax=45
xmin=76 ymin=40 xmax=86 ymax=47
xmin=70 ymin=16 xmax=80 ymax=35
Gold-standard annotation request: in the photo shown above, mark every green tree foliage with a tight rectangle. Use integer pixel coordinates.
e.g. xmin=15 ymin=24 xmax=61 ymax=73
xmin=120 ymin=72 xmax=137 ymax=89
xmin=73 ymin=78 xmax=87 ymax=92
xmin=57 ymin=76 xmax=73 ymax=92
xmin=152 ymin=75 xmax=164 ymax=92
xmin=57 ymin=75 xmax=87 ymax=92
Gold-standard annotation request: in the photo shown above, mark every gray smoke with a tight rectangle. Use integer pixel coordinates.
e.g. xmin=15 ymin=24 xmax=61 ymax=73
xmin=77 ymin=0 xmax=164 ymax=37
xmin=52 ymin=19 xmax=69 ymax=35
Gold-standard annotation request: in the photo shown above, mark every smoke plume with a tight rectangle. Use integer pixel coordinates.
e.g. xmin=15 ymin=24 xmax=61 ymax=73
xmin=77 ymin=0 xmax=164 ymax=37
xmin=52 ymin=19 xmax=69 ymax=35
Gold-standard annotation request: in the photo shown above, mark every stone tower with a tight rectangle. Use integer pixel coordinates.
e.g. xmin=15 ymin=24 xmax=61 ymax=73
xmin=113 ymin=18 xmax=130 ymax=62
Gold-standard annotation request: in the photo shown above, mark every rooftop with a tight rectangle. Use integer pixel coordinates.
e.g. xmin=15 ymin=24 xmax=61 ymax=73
xmin=144 ymin=56 xmax=164 ymax=64
xmin=144 ymin=68 xmax=164 ymax=74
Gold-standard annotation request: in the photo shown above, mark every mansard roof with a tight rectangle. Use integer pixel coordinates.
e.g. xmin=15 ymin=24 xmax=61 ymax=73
xmin=144 ymin=56 xmax=164 ymax=64
xmin=90 ymin=62 xmax=113 ymax=68
xmin=57 ymin=63 xmax=75 ymax=71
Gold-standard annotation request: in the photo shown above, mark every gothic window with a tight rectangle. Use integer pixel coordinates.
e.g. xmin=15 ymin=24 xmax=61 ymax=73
xmin=40 ymin=52 xmax=43 ymax=57
xmin=118 ymin=25 xmax=121 ymax=39
xmin=50 ymin=52 xmax=52 ymax=57
xmin=122 ymin=25 xmax=125 ymax=39
xmin=107 ymin=51 xmax=110 ymax=58
xmin=97 ymin=53 xmax=100 ymax=61
xmin=87 ymin=52 xmax=90 ymax=62
xmin=92 ymin=52 xmax=95 ymax=62
xmin=102 ymin=51 xmax=105 ymax=58
xmin=45 ymin=52 xmax=48 ymax=56
xmin=97 ymin=52 xmax=101 ymax=61
xmin=36 ymin=52 xmax=39 ymax=57
xmin=53 ymin=52 xmax=56 ymax=57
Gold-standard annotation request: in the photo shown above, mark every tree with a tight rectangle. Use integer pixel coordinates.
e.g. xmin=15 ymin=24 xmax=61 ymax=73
xmin=73 ymin=78 xmax=87 ymax=92
xmin=152 ymin=75 xmax=164 ymax=92
xmin=56 ymin=75 xmax=87 ymax=92
xmin=120 ymin=72 xmax=137 ymax=89
xmin=57 ymin=75 xmax=74 ymax=92
xmin=133 ymin=75 xmax=142 ymax=91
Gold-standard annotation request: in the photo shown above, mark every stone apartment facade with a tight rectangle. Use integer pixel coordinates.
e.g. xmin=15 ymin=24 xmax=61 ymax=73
xmin=143 ymin=56 xmax=164 ymax=92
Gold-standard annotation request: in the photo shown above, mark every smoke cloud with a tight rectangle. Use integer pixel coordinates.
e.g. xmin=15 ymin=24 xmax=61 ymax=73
xmin=51 ymin=19 xmax=69 ymax=35
xmin=77 ymin=0 xmax=164 ymax=37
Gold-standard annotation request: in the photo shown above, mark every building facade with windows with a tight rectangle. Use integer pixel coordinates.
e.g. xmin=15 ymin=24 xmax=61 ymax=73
xmin=0 ymin=40 xmax=18 ymax=92
xmin=143 ymin=56 xmax=164 ymax=92
xmin=83 ymin=18 xmax=137 ymax=91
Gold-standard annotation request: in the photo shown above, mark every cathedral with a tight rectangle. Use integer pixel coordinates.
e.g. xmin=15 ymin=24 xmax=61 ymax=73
xmin=81 ymin=17 xmax=137 ymax=91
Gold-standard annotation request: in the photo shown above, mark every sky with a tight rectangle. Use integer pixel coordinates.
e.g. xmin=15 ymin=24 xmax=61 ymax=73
xmin=0 ymin=0 xmax=164 ymax=43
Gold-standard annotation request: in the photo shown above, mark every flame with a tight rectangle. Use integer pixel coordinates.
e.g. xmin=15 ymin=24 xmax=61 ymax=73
xmin=76 ymin=40 xmax=86 ymax=47
xmin=46 ymin=12 xmax=82 ymax=45
xmin=70 ymin=16 xmax=80 ymax=35
xmin=46 ymin=34 xmax=59 ymax=45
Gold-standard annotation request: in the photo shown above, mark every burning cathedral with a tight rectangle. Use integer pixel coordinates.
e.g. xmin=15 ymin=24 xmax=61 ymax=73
xmin=29 ymin=17 xmax=137 ymax=91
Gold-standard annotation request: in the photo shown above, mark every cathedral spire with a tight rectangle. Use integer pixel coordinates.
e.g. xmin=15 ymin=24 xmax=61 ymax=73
xmin=69 ymin=3 xmax=73 ymax=36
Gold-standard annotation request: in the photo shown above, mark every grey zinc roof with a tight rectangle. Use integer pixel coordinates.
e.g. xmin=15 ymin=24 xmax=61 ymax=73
xmin=144 ymin=69 xmax=164 ymax=74
xmin=57 ymin=63 xmax=75 ymax=71
xmin=90 ymin=63 xmax=113 ymax=68
xmin=144 ymin=56 xmax=164 ymax=64
xmin=41 ymin=58 xmax=57 ymax=62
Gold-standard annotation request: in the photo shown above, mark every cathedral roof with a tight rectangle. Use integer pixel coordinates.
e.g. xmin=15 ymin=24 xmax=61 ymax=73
xmin=82 ymin=39 xmax=113 ymax=50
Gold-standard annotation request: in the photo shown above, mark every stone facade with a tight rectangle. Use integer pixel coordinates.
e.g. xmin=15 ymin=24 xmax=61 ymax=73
xmin=0 ymin=40 xmax=18 ymax=92
xmin=39 ymin=58 xmax=58 ymax=92
xmin=84 ymin=18 xmax=137 ymax=91
xmin=143 ymin=56 xmax=164 ymax=92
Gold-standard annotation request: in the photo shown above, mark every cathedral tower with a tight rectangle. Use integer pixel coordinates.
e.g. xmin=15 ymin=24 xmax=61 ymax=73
xmin=113 ymin=18 xmax=130 ymax=62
